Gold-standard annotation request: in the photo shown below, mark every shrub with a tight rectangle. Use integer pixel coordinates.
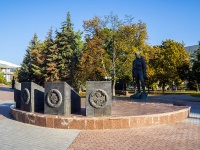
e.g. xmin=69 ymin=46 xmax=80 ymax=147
xmin=0 ymin=71 xmax=7 ymax=84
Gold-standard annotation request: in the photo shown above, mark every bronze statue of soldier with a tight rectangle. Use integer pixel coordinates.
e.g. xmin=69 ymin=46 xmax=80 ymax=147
xmin=131 ymin=52 xmax=148 ymax=100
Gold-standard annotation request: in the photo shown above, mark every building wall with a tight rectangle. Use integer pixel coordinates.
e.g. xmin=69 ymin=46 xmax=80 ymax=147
xmin=185 ymin=45 xmax=199 ymax=54
xmin=0 ymin=60 xmax=20 ymax=83
xmin=184 ymin=41 xmax=200 ymax=54
xmin=1 ymin=68 xmax=14 ymax=82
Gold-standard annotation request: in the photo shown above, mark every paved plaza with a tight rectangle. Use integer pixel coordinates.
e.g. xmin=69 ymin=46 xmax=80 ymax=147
xmin=0 ymin=86 xmax=199 ymax=150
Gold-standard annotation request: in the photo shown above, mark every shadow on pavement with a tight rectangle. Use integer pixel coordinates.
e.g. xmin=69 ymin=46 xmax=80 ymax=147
xmin=0 ymin=103 xmax=14 ymax=119
xmin=190 ymin=109 xmax=200 ymax=119
xmin=0 ymin=87 xmax=14 ymax=92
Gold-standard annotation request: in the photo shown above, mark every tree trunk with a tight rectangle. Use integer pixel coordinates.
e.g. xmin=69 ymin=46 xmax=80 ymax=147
xmin=112 ymin=80 xmax=116 ymax=96
xmin=112 ymin=36 xmax=116 ymax=96
xmin=197 ymin=82 xmax=199 ymax=92
xmin=112 ymin=54 xmax=116 ymax=96
xmin=162 ymin=83 xmax=165 ymax=93
xmin=147 ymin=79 xmax=150 ymax=93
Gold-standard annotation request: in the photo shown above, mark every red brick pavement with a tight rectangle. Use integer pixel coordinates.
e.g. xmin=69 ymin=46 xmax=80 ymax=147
xmin=68 ymin=123 xmax=200 ymax=150
xmin=0 ymin=86 xmax=14 ymax=101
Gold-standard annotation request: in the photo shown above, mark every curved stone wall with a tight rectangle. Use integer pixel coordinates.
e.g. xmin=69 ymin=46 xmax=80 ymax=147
xmin=10 ymin=105 xmax=190 ymax=130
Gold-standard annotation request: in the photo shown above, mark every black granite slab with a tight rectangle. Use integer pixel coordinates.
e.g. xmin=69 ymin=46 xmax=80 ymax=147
xmin=14 ymin=82 xmax=21 ymax=109
xmin=86 ymin=81 xmax=112 ymax=117
xmin=21 ymin=82 xmax=44 ymax=113
xmin=44 ymin=82 xmax=80 ymax=116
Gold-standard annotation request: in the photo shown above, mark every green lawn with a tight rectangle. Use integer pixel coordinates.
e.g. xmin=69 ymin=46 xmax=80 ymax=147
xmin=147 ymin=90 xmax=200 ymax=95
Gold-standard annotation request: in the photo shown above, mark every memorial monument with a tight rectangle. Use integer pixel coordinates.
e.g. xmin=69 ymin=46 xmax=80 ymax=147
xmin=86 ymin=81 xmax=112 ymax=117
xmin=21 ymin=82 xmax=44 ymax=112
xmin=44 ymin=82 xmax=81 ymax=116
xmin=130 ymin=52 xmax=148 ymax=100
xmin=14 ymin=82 xmax=21 ymax=109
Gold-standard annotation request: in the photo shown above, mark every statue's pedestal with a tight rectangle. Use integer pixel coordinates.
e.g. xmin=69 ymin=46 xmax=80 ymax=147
xmin=130 ymin=91 xmax=148 ymax=102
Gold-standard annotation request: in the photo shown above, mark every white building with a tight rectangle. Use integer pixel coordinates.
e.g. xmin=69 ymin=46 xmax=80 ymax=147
xmin=0 ymin=60 xmax=20 ymax=82
xmin=184 ymin=41 xmax=200 ymax=54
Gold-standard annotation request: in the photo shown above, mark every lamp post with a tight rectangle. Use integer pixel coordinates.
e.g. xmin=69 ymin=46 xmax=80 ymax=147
xmin=105 ymin=76 xmax=108 ymax=81
xmin=105 ymin=76 xmax=111 ymax=81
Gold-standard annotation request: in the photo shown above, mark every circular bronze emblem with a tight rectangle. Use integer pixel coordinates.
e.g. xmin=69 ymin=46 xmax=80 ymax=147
xmin=46 ymin=89 xmax=62 ymax=108
xmin=21 ymin=88 xmax=30 ymax=104
xmin=89 ymin=89 xmax=108 ymax=109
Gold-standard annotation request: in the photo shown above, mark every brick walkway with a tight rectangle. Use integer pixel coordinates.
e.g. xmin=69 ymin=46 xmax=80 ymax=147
xmin=0 ymin=86 xmax=14 ymax=101
xmin=0 ymin=86 xmax=200 ymax=150
xmin=0 ymin=118 xmax=80 ymax=150
xmin=68 ymin=123 xmax=200 ymax=150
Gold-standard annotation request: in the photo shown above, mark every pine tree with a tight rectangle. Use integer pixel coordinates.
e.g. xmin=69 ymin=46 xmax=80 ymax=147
xmin=55 ymin=12 xmax=83 ymax=88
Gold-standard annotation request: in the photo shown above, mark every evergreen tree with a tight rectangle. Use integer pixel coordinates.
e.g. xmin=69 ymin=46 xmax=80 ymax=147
xmin=54 ymin=12 xmax=83 ymax=88
xmin=18 ymin=33 xmax=39 ymax=82
xmin=43 ymin=28 xmax=60 ymax=82
xmin=24 ymin=28 xmax=61 ymax=86
xmin=29 ymin=42 xmax=43 ymax=85
xmin=29 ymin=28 xmax=60 ymax=85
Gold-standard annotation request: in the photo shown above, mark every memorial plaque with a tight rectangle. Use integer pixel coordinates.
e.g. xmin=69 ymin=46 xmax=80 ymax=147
xmin=21 ymin=82 xmax=44 ymax=112
xmin=86 ymin=81 xmax=112 ymax=117
xmin=44 ymin=82 xmax=81 ymax=116
xmin=14 ymin=82 xmax=21 ymax=109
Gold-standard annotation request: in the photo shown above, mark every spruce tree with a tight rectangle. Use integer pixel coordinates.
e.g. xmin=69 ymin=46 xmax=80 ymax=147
xmin=43 ymin=28 xmax=60 ymax=82
xmin=18 ymin=33 xmax=39 ymax=82
xmin=29 ymin=28 xmax=60 ymax=85
xmin=55 ymin=12 xmax=83 ymax=88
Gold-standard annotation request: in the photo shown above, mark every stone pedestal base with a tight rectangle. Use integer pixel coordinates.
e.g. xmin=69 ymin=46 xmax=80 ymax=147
xmin=130 ymin=91 xmax=148 ymax=101
xmin=21 ymin=82 xmax=44 ymax=112
xmin=86 ymin=81 xmax=112 ymax=117
xmin=14 ymin=82 xmax=21 ymax=109
xmin=44 ymin=82 xmax=80 ymax=116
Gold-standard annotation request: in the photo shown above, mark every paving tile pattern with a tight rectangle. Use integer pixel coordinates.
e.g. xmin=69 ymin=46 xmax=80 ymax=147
xmin=0 ymin=119 xmax=80 ymax=150
xmin=68 ymin=123 xmax=200 ymax=150
xmin=0 ymin=87 xmax=14 ymax=101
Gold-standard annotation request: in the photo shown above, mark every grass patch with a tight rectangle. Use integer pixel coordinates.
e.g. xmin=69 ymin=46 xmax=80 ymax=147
xmin=146 ymin=90 xmax=200 ymax=95
xmin=79 ymin=90 xmax=200 ymax=101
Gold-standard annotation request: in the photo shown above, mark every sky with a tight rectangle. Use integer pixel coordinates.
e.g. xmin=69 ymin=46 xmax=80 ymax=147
xmin=0 ymin=0 xmax=200 ymax=66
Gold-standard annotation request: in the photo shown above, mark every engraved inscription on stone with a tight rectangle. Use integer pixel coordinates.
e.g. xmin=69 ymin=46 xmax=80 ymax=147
xmin=46 ymin=89 xmax=62 ymax=108
xmin=21 ymin=88 xmax=30 ymax=104
xmin=89 ymin=89 xmax=108 ymax=109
